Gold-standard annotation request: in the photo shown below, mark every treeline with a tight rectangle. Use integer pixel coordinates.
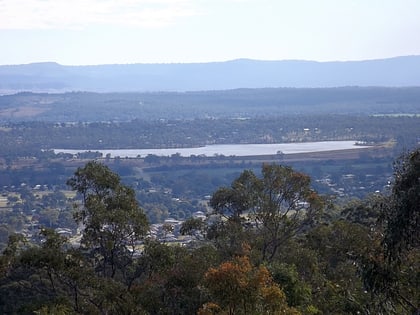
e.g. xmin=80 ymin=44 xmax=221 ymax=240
xmin=0 ymin=149 xmax=418 ymax=314
xmin=1 ymin=88 xmax=420 ymax=122
xmin=0 ymin=153 xmax=394 ymax=228
xmin=1 ymin=115 xmax=419 ymax=160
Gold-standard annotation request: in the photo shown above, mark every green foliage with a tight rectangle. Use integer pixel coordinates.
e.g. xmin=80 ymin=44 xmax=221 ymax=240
xmin=210 ymin=164 xmax=324 ymax=261
xmin=305 ymin=221 xmax=372 ymax=314
xmin=180 ymin=217 xmax=207 ymax=243
xmin=383 ymin=148 xmax=420 ymax=261
xmin=0 ymin=230 xmax=74 ymax=313
xmin=359 ymin=148 xmax=420 ymax=314
xmin=200 ymin=254 xmax=300 ymax=315
xmin=0 ymin=151 xmax=418 ymax=314
xmin=340 ymin=195 xmax=383 ymax=227
xmin=133 ymin=241 xmax=220 ymax=314
xmin=67 ymin=161 xmax=149 ymax=279
xmin=268 ymin=263 xmax=312 ymax=308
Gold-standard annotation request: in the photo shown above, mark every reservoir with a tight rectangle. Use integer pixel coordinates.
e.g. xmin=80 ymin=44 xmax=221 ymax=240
xmin=54 ymin=141 xmax=369 ymax=158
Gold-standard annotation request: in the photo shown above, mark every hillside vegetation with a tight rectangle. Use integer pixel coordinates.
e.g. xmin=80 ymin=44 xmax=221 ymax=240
xmin=0 ymin=149 xmax=418 ymax=314
xmin=1 ymin=87 xmax=420 ymax=121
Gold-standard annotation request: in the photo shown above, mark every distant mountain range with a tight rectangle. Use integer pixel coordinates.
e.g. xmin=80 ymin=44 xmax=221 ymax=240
xmin=1 ymin=56 xmax=420 ymax=93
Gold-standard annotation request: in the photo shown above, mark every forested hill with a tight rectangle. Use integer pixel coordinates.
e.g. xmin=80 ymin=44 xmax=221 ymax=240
xmin=1 ymin=55 xmax=420 ymax=93
xmin=1 ymin=87 xmax=420 ymax=122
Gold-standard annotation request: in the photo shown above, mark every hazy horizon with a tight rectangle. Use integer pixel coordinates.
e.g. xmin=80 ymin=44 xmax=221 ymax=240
xmin=3 ymin=54 xmax=420 ymax=67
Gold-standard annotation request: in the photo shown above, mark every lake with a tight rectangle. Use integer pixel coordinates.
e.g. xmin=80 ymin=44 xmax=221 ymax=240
xmin=54 ymin=141 xmax=369 ymax=158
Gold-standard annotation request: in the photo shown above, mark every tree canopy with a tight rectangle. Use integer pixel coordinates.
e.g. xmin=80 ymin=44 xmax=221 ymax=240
xmin=67 ymin=161 xmax=149 ymax=279
xmin=210 ymin=164 xmax=324 ymax=261
xmin=0 ymin=150 xmax=418 ymax=314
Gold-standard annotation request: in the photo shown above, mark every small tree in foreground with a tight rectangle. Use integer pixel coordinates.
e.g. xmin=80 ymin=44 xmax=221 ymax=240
xmin=200 ymin=247 xmax=300 ymax=315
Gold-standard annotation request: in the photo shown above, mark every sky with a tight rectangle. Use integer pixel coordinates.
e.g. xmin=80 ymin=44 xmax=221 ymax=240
xmin=1 ymin=0 xmax=420 ymax=65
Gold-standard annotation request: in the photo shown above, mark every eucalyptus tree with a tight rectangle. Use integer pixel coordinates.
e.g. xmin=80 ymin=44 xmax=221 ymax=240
xmin=210 ymin=164 xmax=325 ymax=262
xmin=382 ymin=148 xmax=420 ymax=262
xmin=359 ymin=148 xmax=420 ymax=314
xmin=67 ymin=161 xmax=149 ymax=279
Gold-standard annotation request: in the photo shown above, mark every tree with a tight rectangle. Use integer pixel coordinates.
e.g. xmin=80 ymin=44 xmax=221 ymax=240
xmin=200 ymin=252 xmax=300 ymax=315
xmin=268 ymin=262 xmax=313 ymax=311
xmin=210 ymin=164 xmax=324 ymax=261
xmin=359 ymin=148 xmax=420 ymax=314
xmin=128 ymin=240 xmax=219 ymax=314
xmin=0 ymin=225 xmax=11 ymax=249
xmin=0 ymin=230 xmax=84 ymax=313
xmin=382 ymin=148 xmax=420 ymax=262
xmin=0 ymin=228 xmax=143 ymax=314
xmin=180 ymin=217 xmax=207 ymax=242
xmin=67 ymin=161 xmax=149 ymax=279
xmin=304 ymin=221 xmax=372 ymax=314
xmin=144 ymin=154 xmax=160 ymax=165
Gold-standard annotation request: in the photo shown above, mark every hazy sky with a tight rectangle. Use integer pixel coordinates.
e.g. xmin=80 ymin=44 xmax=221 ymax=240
xmin=1 ymin=0 xmax=420 ymax=65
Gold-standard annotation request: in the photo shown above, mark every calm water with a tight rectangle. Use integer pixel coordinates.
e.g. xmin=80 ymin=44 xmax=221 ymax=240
xmin=54 ymin=141 xmax=369 ymax=158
